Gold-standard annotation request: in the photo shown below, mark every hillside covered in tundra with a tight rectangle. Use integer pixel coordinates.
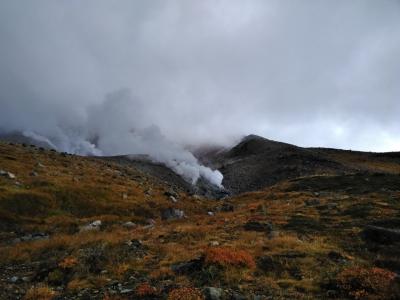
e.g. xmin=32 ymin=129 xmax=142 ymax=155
xmin=0 ymin=137 xmax=399 ymax=299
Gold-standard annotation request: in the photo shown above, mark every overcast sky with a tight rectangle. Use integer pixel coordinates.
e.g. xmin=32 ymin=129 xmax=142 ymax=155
xmin=0 ymin=0 xmax=399 ymax=152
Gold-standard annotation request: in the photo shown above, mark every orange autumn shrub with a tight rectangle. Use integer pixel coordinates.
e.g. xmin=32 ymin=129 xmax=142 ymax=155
xmin=58 ymin=256 xmax=78 ymax=269
xmin=136 ymin=282 xmax=158 ymax=297
xmin=337 ymin=266 xmax=396 ymax=299
xmin=103 ymin=294 xmax=127 ymax=300
xmin=23 ymin=284 xmax=57 ymax=300
xmin=204 ymin=247 xmax=256 ymax=269
xmin=167 ymin=287 xmax=204 ymax=300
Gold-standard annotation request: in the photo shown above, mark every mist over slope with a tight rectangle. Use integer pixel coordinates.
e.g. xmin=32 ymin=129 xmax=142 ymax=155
xmin=0 ymin=89 xmax=223 ymax=187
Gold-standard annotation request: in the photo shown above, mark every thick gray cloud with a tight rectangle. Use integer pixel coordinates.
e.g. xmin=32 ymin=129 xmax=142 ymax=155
xmin=0 ymin=0 xmax=399 ymax=156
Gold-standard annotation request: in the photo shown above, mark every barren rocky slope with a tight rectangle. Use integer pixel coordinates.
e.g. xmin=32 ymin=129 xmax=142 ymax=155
xmin=199 ymin=135 xmax=400 ymax=194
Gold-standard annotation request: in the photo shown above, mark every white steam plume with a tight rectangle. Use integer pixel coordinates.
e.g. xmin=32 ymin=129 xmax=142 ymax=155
xmin=87 ymin=89 xmax=224 ymax=187
xmin=14 ymin=89 xmax=223 ymax=188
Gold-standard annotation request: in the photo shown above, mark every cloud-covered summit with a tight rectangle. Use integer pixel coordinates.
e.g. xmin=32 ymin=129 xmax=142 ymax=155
xmin=0 ymin=0 xmax=399 ymax=162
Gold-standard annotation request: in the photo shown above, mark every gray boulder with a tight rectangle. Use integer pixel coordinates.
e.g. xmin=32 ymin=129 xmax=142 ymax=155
xmin=80 ymin=220 xmax=102 ymax=232
xmin=244 ymin=221 xmax=273 ymax=233
xmin=203 ymin=287 xmax=224 ymax=300
xmin=161 ymin=208 xmax=185 ymax=220
xmin=362 ymin=225 xmax=400 ymax=244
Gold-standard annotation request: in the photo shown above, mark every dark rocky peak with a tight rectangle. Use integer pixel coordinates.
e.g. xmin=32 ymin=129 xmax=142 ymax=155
xmin=227 ymin=134 xmax=297 ymax=158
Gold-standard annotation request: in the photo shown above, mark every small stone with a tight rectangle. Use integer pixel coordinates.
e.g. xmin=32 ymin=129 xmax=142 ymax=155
xmin=122 ymin=221 xmax=136 ymax=228
xmin=219 ymin=203 xmax=234 ymax=212
xmin=209 ymin=241 xmax=220 ymax=246
xmin=171 ymin=259 xmax=203 ymax=274
xmin=9 ymin=276 xmax=19 ymax=283
xmin=161 ymin=208 xmax=185 ymax=220
xmin=0 ymin=170 xmax=16 ymax=179
xmin=207 ymin=211 xmax=215 ymax=216
xmin=30 ymin=171 xmax=38 ymax=177
xmin=203 ymin=287 xmax=224 ymax=300
xmin=231 ymin=292 xmax=246 ymax=300
xmin=79 ymin=220 xmax=102 ymax=232
xmin=327 ymin=203 xmax=338 ymax=210
xmin=36 ymin=162 xmax=45 ymax=168
xmin=120 ymin=288 xmax=134 ymax=294
xmin=146 ymin=218 xmax=156 ymax=225
xmin=169 ymin=196 xmax=178 ymax=203
xmin=305 ymin=199 xmax=320 ymax=206
xmin=91 ymin=220 xmax=102 ymax=227
xmin=164 ymin=189 xmax=178 ymax=199
xmin=268 ymin=230 xmax=279 ymax=239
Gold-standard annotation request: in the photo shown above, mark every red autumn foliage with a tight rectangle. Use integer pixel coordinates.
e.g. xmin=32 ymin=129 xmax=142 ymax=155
xmin=135 ymin=282 xmax=158 ymax=297
xmin=167 ymin=287 xmax=204 ymax=300
xmin=204 ymin=247 xmax=256 ymax=269
xmin=337 ymin=266 xmax=396 ymax=299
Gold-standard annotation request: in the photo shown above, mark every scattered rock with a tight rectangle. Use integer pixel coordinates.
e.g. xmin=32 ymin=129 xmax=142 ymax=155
xmin=267 ymin=230 xmax=279 ymax=239
xmin=257 ymin=255 xmax=282 ymax=273
xmin=209 ymin=241 xmax=220 ymax=247
xmin=161 ymin=208 xmax=185 ymax=220
xmin=203 ymin=287 xmax=224 ymax=300
xmin=146 ymin=218 xmax=156 ymax=225
xmin=30 ymin=171 xmax=38 ymax=177
xmin=288 ymin=266 xmax=303 ymax=280
xmin=305 ymin=199 xmax=320 ymax=206
xmin=122 ymin=192 xmax=128 ymax=200
xmin=91 ymin=220 xmax=102 ymax=227
xmin=208 ymin=211 xmax=215 ymax=216
xmin=164 ymin=189 xmax=178 ymax=199
xmin=14 ymin=232 xmax=49 ymax=243
xmin=327 ymin=251 xmax=346 ymax=262
xmin=219 ymin=202 xmax=234 ymax=212
xmin=143 ymin=218 xmax=155 ymax=229
xmin=244 ymin=221 xmax=273 ymax=233
xmin=120 ymin=288 xmax=134 ymax=294
xmin=169 ymin=195 xmax=178 ymax=203
xmin=126 ymin=239 xmax=143 ymax=250
xmin=361 ymin=225 xmax=400 ymax=244
xmin=36 ymin=162 xmax=45 ymax=168
xmin=80 ymin=220 xmax=102 ymax=232
xmin=122 ymin=221 xmax=136 ymax=228
xmin=327 ymin=203 xmax=338 ymax=210
xmin=171 ymin=258 xmax=203 ymax=274
xmin=231 ymin=291 xmax=246 ymax=300
xmin=9 ymin=276 xmax=20 ymax=283
xmin=0 ymin=170 xmax=16 ymax=179
xmin=31 ymin=232 xmax=49 ymax=241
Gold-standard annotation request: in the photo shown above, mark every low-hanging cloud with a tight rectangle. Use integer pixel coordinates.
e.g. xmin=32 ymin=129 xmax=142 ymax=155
xmin=86 ymin=89 xmax=223 ymax=186
xmin=0 ymin=0 xmax=399 ymax=163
